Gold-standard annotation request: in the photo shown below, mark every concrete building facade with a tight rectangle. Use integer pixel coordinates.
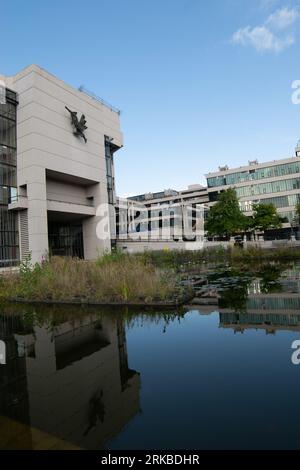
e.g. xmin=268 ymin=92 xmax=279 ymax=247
xmin=116 ymin=185 xmax=208 ymax=252
xmin=0 ymin=65 xmax=122 ymax=267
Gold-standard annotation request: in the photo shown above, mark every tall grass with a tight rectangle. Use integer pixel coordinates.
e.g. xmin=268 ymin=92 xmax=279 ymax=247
xmin=1 ymin=245 xmax=298 ymax=303
xmin=1 ymin=254 xmax=178 ymax=303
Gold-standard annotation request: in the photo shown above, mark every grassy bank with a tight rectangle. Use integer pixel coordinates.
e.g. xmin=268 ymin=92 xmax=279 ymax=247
xmin=0 ymin=254 xmax=181 ymax=304
xmin=137 ymin=246 xmax=300 ymax=270
xmin=0 ymin=246 xmax=298 ymax=305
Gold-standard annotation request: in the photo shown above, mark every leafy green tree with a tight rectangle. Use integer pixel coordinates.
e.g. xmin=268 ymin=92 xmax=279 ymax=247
xmin=205 ymin=188 xmax=247 ymax=238
xmin=257 ymin=264 xmax=283 ymax=294
xmin=295 ymin=203 xmax=300 ymax=224
xmin=252 ymin=203 xmax=282 ymax=232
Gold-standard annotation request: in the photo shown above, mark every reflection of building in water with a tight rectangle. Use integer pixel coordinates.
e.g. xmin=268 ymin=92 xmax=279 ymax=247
xmin=0 ymin=315 xmax=32 ymax=448
xmin=247 ymin=271 xmax=300 ymax=298
xmin=247 ymin=279 xmax=262 ymax=295
xmin=0 ymin=312 xmax=140 ymax=449
xmin=246 ymin=294 xmax=300 ymax=312
xmin=244 ymin=275 xmax=300 ymax=312
xmin=220 ymin=288 xmax=300 ymax=334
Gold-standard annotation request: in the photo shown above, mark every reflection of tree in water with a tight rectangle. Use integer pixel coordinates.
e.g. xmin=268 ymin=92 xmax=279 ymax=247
xmin=218 ymin=284 xmax=249 ymax=312
xmin=257 ymin=264 xmax=284 ymax=294
xmin=208 ymin=268 xmax=251 ymax=312
xmin=84 ymin=389 xmax=105 ymax=436
xmin=125 ymin=311 xmax=185 ymax=334
xmin=215 ymin=263 xmax=288 ymax=311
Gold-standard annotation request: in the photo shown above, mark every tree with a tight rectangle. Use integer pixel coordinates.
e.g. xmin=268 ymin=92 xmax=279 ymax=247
xmin=205 ymin=188 xmax=247 ymax=238
xmin=252 ymin=203 xmax=282 ymax=232
xmin=296 ymin=203 xmax=300 ymax=224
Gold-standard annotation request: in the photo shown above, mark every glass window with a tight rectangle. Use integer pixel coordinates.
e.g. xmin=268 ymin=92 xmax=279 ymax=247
xmin=235 ymin=177 xmax=300 ymax=199
xmin=0 ymin=89 xmax=19 ymax=267
xmin=207 ymin=161 xmax=300 ymax=188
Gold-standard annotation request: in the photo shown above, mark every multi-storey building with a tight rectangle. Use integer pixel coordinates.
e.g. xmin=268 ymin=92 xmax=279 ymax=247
xmin=116 ymin=185 xmax=208 ymax=252
xmin=205 ymin=146 xmax=300 ymax=237
xmin=0 ymin=65 xmax=123 ymax=267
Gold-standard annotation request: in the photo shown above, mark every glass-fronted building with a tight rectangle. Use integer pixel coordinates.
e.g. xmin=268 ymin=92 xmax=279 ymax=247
xmin=0 ymin=88 xmax=19 ymax=267
xmin=205 ymin=150 xmax=300 ymax=234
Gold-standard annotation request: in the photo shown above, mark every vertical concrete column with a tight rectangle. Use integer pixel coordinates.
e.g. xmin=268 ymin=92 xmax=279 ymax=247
xmin=26 ymin=166 xmax=48 ymax=264
xmin=25 ymin=325 xmax=57 ymax=432
xmin=83 ymin=183 xmax=111 ymax=260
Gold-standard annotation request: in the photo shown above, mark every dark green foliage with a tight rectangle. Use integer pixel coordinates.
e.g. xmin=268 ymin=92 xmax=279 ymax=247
xmin=296 ymin=203 xmax=300 ymax=224
xmin=251 ymin=203 xmax=282 ymax=232
xmin=205 ymin=189 xmax=248 ymax=237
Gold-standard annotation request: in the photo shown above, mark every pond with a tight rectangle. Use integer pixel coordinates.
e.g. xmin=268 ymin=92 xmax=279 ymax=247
xmin=1 ymin=262 xmax=300 ymax=450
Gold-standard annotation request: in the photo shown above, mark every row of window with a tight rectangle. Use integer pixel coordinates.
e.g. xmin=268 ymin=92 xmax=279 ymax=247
xmin=5 ymin=89 xmax=18 ymax=107
xmin=0 ymin=206 xmax=18 ymax=232
xmin=0 ymin=205 xmax=19 ymax=265
xmin=0 ymin=163 xmax=16 ymax=187
xmin=0 ymin=91 xmax=19 ymax=266
xmin=0 ymin=115 xmax=17 ymax=149
xmin=247 ymin=297 xmax=300 ymax=310
xmin=0 ymin=229 xmax=19 ymax=246
xmin=239 ymin=194 xmax=300 ymax=211
xmin=0 ymin=245 xmax=19 ymax=267
xmin=149 ymin=209 xmax=181 ymax=218
xmin=48 ymin=223 xmax=84 ymax=258
xmin=0 ymin=146 xmax=16 ymax=166
xmin=279 ymin=211 xmax=296 ymax=222
xmin=221 ymin=312 xmax=300 ymax=324
xmin=207 ymin=161 xmax=300 ymax=188
xmin=0 ymin=101 xmax=16 ymax=122
xmin=235 ymin=177 xmax=300 ymax=198
xmin=0 ymin=186 xmax=17 ymax=205
xmin=129 ymin=190 xmax=179 ymax=202
xmin=105 ymin=139 xmax=115 ymax=205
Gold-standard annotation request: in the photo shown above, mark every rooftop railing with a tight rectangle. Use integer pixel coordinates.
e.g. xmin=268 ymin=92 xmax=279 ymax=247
xmin=78 ymin=85 xmax=121 ymax=115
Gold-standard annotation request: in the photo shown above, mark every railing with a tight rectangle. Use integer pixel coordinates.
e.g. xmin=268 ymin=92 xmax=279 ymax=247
xmin=47 ymin=198 xmax=94 ymax=207
xmin=9 ymin=195 xmax=94 ymax=208
xmin=78 ymin=85 xmax=121 ymax=115
xmin=8 ymin=194 xmax=28 ymax=204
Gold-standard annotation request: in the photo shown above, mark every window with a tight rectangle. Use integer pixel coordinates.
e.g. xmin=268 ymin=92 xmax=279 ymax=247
xmin=104 ymin=137 xmax=115 ymax=205
xmin=0 ymin=89 xmax=19 ymax=267
xmin=207 ymin=161 xmax=300 ymax=188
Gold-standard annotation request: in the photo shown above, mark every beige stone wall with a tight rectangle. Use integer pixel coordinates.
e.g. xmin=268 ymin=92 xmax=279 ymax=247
xmin=46 ymin=179 xmax=90 ymax=206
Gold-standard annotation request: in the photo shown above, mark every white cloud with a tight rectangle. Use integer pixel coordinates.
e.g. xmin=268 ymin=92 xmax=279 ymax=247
xmin=232 ymin=25 xmax=294 ymax=52
xmin=266 ymin=7 xmax=299 ymax=29
xmin=231 ymin=6 xmax=299 ymax=53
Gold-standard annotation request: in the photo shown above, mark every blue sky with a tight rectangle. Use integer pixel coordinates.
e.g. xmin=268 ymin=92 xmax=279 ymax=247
xmin=2 ymin=0 xmax=300 ymax=195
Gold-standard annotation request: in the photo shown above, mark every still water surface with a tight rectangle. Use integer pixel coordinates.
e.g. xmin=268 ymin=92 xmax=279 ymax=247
xmin=1 ymin=263 xmax=300 ymax=449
